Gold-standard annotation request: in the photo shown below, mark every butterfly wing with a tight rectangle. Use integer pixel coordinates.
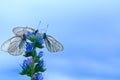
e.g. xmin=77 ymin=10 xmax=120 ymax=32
xmin=44 ymin=34 xmax=64 ymax=52
xmin=1 ymin=36 xmax=26 ymax=56
xmin=13 ymin=27 xmax=35 ymax=36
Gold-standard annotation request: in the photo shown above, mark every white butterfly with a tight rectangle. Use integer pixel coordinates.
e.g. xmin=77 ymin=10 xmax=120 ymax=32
xmin=1 ymin=34 xmax=26 ymax=56
xmin=43 ymin=33 xmax=64 ymax=52
xmin=1 ymin=27 xmax=35 ymax=56
xmin=13 ymin=26 xmax=36 ymax=36
xmin=13 ymin=27 xmax=64 ymax=53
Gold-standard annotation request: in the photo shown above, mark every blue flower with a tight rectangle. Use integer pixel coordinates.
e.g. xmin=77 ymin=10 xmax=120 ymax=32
xmin=26 ymin=31 xmax=33 ymax=37
xmin=38 ymin=51 xmax=43 ymax=58
xmin=22 ymin=58 xmax=32 ymax=70
xmin=35 ymin=38 xmax=44 ymax=44
xmin=33 ymin=72 xmax=43 ymax=80
xmin=22 ymin=60 xmax=28 ymax=70
xmin=32 ymin=30 xmax=44 ymax=44
xmin=26 ymin=42 xmax=33 ymax=53
xmin=38 ymin=59 xmax=44 ymax=68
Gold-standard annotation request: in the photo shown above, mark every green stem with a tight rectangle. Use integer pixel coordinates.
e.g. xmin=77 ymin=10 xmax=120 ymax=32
xmin=30 ymin=42 xmax=37 ymax=79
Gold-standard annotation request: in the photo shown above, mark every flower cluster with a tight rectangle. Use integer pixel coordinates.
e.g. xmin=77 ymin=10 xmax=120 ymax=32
xmin=21 ymin=58 xmax=32 ymax=70
xmin=20 ymin=30 xmax=46 ymax=80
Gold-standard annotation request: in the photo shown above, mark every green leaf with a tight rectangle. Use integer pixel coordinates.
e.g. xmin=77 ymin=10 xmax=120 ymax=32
xmin=24 ymin=50 xmax=37 ymax=57
xmin=28 ymin=35 xmax=36 ymax=42
xmin=31 ymin=50 xmax=37 ymax=57
xmin=34 ymin=64 xmax=46 ymax=73
xmin=28 ymin=35 xmax=43 ymax=42
xmin=35 ymin=43 xmax=44 ymax=48
xmin=20 ymin=70 xmax=30 ymax=76
xmin=34 ymin=57 xmax=40 ymax=63
xmin=24 ymin=52 xmax=32 ymax=57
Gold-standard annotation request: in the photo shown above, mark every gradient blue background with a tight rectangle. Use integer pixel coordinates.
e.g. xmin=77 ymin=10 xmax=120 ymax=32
xmin=0 ymin=0 xmax=120 ymax=80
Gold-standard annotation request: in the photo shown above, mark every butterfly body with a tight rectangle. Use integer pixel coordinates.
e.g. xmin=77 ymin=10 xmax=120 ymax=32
xmin=18 ymin=34 xmax=26 ymax=49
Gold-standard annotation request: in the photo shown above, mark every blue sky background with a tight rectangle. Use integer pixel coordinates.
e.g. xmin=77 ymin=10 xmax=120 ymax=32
xmin=0 ymin=0 xmax=120 ymax=80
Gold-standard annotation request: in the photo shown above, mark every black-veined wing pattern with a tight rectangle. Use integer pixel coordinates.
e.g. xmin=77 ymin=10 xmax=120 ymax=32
xmin=1 ymin=35 xmax=26 ymax=56
xmin=43 ymin=33 xmax=64 ymax=52
xmin=13 ymin=26 xmax=35 ymax=36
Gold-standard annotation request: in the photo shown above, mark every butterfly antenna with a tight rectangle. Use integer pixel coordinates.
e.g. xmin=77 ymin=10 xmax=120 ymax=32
xmin=45 ymin=24 xmax=49 ymax=33
xmin=36 ymin=20 xmax=42 ymax=30
xmin=40 ymin=24 xmax=49 ymax=34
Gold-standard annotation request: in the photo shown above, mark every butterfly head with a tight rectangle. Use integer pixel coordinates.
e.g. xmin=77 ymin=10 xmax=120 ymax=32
xmin=43 ymin=33 xmax=47 ymax=39
xmin=34 ymin=29 xmax=39 ymax=34
xmin=22 ymin=34 xmax=27 ymax=41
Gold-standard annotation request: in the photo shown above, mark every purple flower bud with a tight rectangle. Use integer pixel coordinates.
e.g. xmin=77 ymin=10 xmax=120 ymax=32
xmin=33 ymin=73 xmax=43 ymax=80
xmin=27 ymin=57 xmax=33 ymax=64
xmin=26 ymin=42 xmax=33 ymax=53
xmin=38 ymin=59 xmax=44 ymax=68
xmin=22 ymin=60 xmax=28 ymax=70
xmin=35 ymin=38 xmax=44 ymax=44
xmin=38 ymin=51 xmax=43 ymax=58
xmin=26 ymin=31 xmax=33 ymax=37
xmin=22 ymin=58 xmax=32 ymax=70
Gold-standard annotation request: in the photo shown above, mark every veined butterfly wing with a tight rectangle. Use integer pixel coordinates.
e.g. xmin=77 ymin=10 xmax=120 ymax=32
xmin=43 ymin=33 xmax=64 ymax=52
xmin=1 ymin=36 xmax=26 ymax=56
xmin=13 ymin=27 xmax=35 ymax=36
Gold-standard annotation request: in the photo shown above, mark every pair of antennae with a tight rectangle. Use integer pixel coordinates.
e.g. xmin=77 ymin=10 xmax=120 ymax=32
xmin=36 ymin=21 xmax=49 ymax=33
